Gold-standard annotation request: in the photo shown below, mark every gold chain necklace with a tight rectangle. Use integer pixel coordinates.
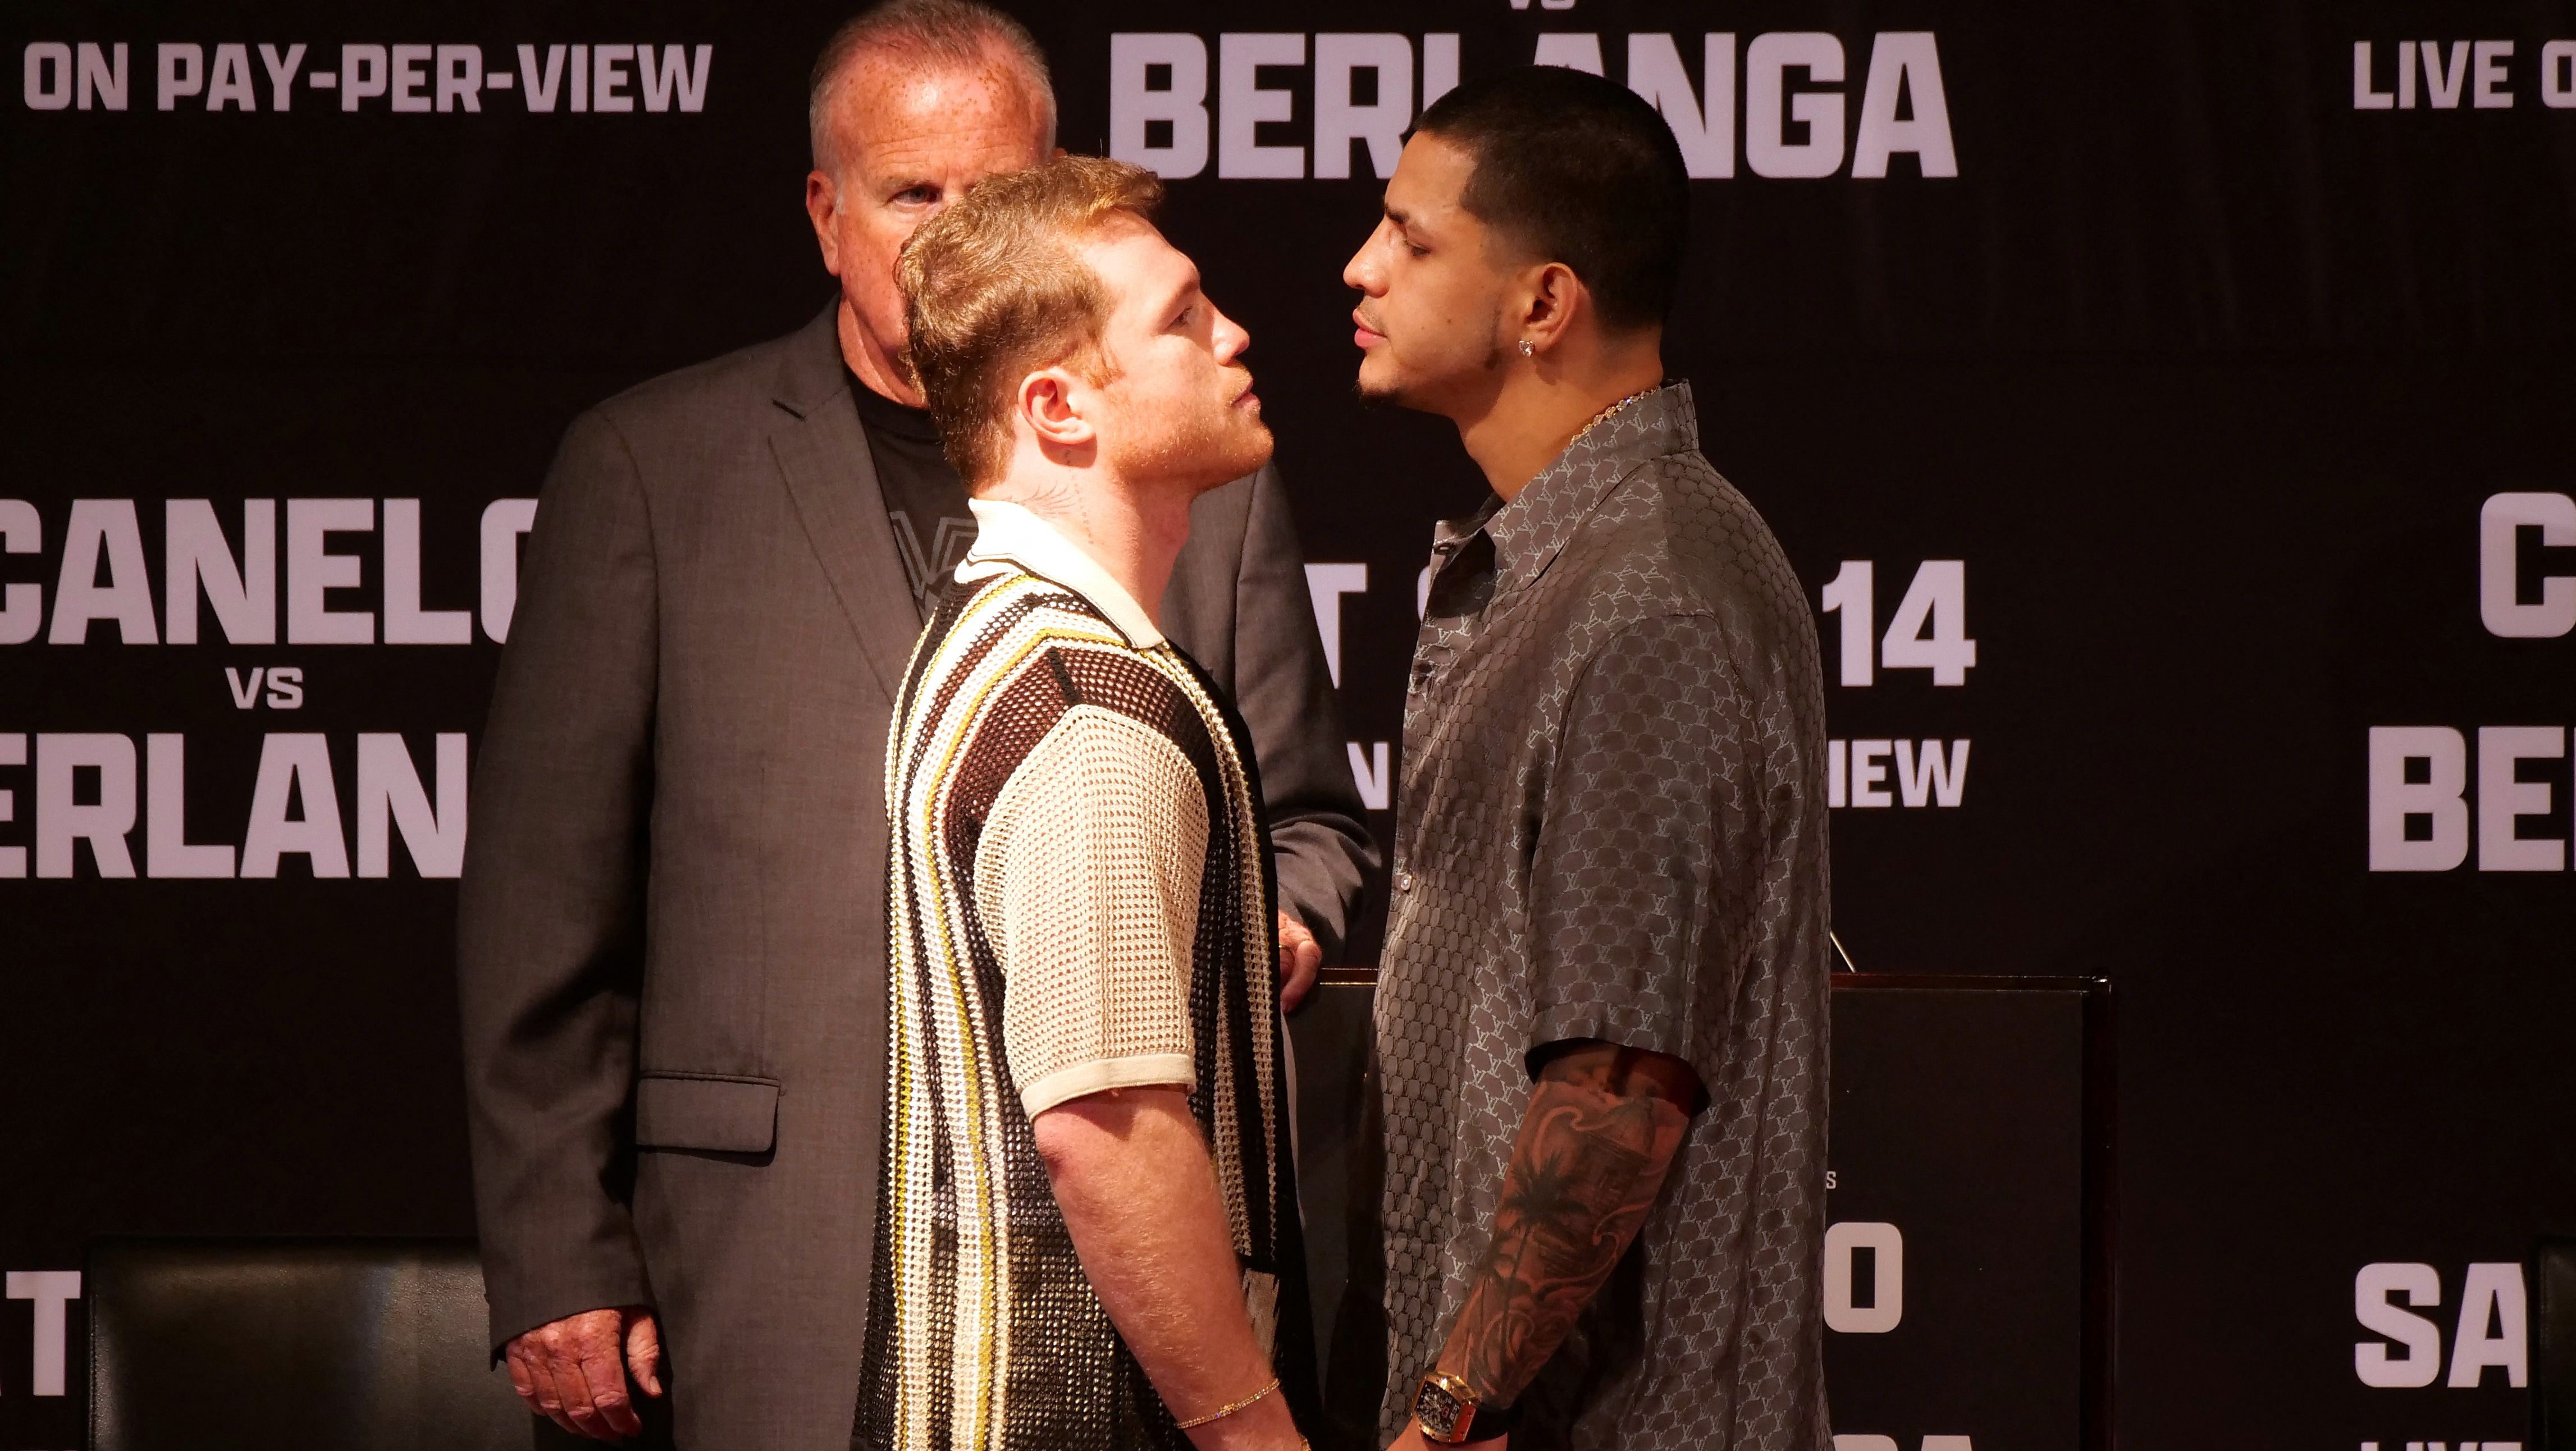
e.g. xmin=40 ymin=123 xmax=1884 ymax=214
xmin=1567 ymin=382 xmax=1665 ymax=449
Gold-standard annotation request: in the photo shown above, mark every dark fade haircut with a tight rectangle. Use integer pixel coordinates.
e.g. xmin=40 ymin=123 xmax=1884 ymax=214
xmin=1413 ymin=65 xmax=1690 ymax=332
xmin=809 ymin=0 xmax=1057 ymax=174
xmin=898 ymin=155 xmax=1164 ymax=489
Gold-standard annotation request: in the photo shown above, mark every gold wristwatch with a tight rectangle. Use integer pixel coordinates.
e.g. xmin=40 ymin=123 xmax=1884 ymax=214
xmin=1411 ymin=1369 xmax=1518 ymax=1444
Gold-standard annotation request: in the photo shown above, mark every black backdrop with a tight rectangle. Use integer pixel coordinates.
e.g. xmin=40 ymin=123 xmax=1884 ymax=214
xmin=6 ymin=1 xmax=2575 ymax=1446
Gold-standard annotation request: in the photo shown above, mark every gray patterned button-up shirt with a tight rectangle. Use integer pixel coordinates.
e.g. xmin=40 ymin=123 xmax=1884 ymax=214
xmin=1373 ymin=382 xmax=1831 ymax=1450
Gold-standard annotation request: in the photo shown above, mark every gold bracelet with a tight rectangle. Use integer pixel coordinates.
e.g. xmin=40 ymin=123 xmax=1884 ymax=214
xmin=1175 ymin=1375 xmax=1280 ymax=1430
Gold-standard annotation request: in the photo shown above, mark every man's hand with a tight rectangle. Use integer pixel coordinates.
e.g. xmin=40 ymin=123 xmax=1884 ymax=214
xmin=1277 ymin=909 xmax=1322 ymax=1013
xmin=504 ymin=1306 xmax=663 ymax=1440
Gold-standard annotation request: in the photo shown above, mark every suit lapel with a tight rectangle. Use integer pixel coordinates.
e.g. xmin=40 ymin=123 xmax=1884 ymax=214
xmin=769 ymin=305 xmax=921 ymax=702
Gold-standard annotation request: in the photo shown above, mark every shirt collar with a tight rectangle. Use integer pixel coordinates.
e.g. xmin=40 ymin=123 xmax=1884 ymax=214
xmin=1485 ymin=379 xmax=1698 ymax=594
xmin=958 ymin=497 xmax=1167 ymax=649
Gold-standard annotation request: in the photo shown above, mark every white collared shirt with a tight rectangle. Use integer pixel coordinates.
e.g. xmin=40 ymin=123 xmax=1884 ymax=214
xmin=957 ymin=497 xmax=1166 ymax=649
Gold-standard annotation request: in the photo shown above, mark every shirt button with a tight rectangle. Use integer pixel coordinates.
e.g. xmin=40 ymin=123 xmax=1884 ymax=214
xmin=1395 ymin=870 xmax=1415 ymax=894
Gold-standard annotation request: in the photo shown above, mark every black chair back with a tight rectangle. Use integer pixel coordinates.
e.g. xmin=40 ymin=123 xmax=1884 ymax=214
xmin=88 ymin=1237 xmax=535 ymax=1451
xmin=2537 ymin=1237 xmax=2576 ymax=1450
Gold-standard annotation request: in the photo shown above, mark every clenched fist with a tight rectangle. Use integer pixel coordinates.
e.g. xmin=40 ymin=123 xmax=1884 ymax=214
xmin=504 ymin=1305 xmax=663 ymax=1440
xmin=1278 ymin=909 xmax=1323 ymax=1014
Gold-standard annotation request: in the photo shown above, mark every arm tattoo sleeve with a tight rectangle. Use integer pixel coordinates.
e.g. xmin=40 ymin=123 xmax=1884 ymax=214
xmin=1435 ymin=1050 xmax=1693 ymax=1407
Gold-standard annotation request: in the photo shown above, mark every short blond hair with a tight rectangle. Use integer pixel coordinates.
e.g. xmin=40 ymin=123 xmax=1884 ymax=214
xmin=898 ymin=155 xmax=1166 ymax=489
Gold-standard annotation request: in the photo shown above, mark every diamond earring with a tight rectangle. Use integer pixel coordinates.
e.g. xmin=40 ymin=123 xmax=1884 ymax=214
xmin=1518 ymin=339 xmax=1534 ymax=358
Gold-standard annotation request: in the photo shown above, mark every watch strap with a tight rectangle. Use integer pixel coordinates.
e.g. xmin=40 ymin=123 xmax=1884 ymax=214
xmin=1464 ymin=1393 xmax=1521 ymax=1440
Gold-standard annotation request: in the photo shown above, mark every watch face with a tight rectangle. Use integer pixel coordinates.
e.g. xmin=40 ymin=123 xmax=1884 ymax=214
xmin=1414 ymin=1379 xmax=1467 ymax=1438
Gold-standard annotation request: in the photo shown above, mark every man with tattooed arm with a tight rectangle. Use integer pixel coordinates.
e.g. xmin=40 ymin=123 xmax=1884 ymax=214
xmin=1342 ymin=67 xmax=1831 ymax=1450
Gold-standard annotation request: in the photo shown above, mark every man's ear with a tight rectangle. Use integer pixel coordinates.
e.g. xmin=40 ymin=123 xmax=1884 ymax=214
xmin=1517 ymin=260 xmax=1585 ymax=358
xmin=805 ymin=170 xmax=843 ymax=276
xmin=1017 ymin=367 xmax=1098 ymax=456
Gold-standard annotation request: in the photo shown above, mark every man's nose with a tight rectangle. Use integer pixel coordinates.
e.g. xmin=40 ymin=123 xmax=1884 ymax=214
xmin=1343 ymin=223 xmax=1387 ymax=294
xmin=1213 ymin=309 xmax=1251 ymax=362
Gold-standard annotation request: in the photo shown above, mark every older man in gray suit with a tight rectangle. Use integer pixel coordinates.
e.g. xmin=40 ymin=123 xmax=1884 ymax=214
xmin=455 ymin=3 xmax=1373 ymax=1445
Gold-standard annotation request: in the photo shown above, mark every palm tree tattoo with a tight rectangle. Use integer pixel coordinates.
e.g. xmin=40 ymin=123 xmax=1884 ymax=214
xmin=1435 ymin=1043 xmax=1696 ymax=1408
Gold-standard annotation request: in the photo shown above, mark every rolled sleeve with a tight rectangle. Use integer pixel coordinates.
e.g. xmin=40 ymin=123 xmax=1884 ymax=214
xmin=1525 ymin=612 xmax=1746 ymax=1087
xmin=975 ymin=701 xmax=1210 ymax=1118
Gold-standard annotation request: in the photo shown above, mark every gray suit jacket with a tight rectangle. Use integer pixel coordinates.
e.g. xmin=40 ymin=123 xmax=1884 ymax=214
xmin=458 ymin=306 xmax=1374 ymax=1449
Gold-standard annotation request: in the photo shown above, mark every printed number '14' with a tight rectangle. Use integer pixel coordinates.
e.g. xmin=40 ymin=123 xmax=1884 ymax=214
xmin=1819 ymin=560 xmax=1976 ymax=686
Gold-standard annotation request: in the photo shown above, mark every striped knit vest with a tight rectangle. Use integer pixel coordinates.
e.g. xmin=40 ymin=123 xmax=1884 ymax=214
xmin=854 ymin=564 xmax=1312 ymax=1451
